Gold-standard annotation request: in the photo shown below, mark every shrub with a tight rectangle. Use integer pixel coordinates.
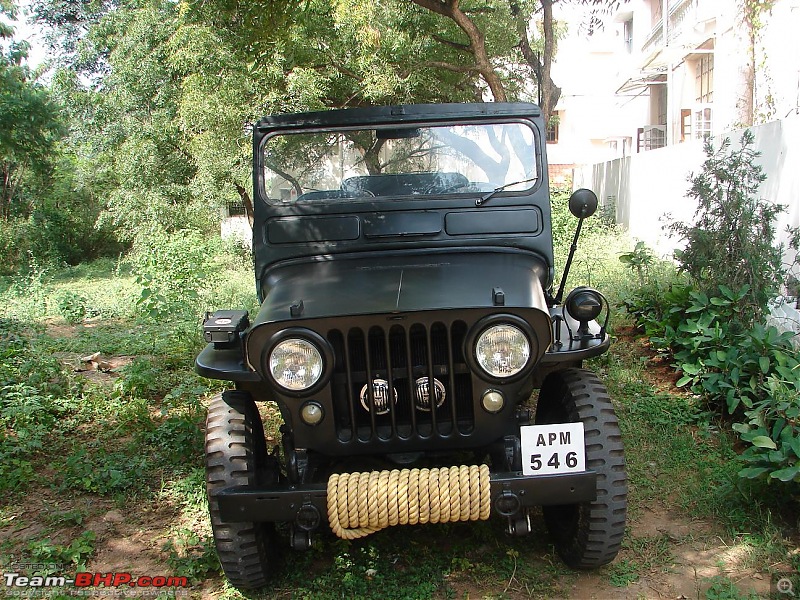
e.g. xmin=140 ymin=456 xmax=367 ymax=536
xmin=735 ymin=369 xmax=800 ymax=483
xmin=668 ymin=130 xmax=798 ymax=324
xmin=55 ymin=290 xmax=87 ymax=324
xmin=0 ymin=219 xmax=30 ymax=275
xmin=130 ymin=229 xmax=214 ymax=322
xmin=622 ymin=134 xmax=800 ymax=485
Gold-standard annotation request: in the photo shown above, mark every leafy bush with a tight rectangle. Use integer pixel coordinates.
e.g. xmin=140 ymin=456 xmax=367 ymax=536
xmin=735 ymin=370 xmax=800 ymax=483
xmin=60 ymin=447 xmax=149 ymax=494
xmin=163 ymin=529 xmax=220 ymax=583
xmin=55 ymin=290 xmax=88 ymax=324
xmin=668 ymin=130 xmax=799 ymax=324
xmin=619 ymin=241 xmax=656 ymax=287
xmin=28 ymin=531 xmax=97 ymax=574
xmin=130 ymin=229 xmax=214 ymax=322
xmin=622 ymin=133 xmax=800 ymax=486
xmin=0 ymin=219 xmax=30 ymax=275
xmin=142 ymin=414 xmax=203 ymax=464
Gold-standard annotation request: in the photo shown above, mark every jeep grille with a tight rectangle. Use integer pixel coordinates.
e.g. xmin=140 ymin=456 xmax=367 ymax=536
xmin=327 ymin=321 xmax=474 ymax=443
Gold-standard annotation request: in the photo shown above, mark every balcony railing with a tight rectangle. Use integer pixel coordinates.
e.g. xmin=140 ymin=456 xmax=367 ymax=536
xmin=642 ymin=0 xmax=697 ymax=57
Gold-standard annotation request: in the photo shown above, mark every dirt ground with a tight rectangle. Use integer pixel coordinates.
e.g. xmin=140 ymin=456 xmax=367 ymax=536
xmin=1 ymin=323 xmax=792 ymax=599
xmin=2 ymin=488 xmax=781 ymax=599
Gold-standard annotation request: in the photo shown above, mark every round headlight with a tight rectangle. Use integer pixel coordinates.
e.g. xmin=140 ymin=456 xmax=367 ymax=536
xmin=269 ymin=338 xmax=323 ymax=391
xmin=475 ymin=324 xmax=531 ymax=378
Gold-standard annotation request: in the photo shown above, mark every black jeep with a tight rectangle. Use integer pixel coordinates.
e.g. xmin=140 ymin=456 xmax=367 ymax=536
xmin=197 ymin=102 xmax=627 ymax=589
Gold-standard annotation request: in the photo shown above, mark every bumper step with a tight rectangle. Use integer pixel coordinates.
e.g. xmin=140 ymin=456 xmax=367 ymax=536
xmin=216 ymin=470 xmax=597 ymax=524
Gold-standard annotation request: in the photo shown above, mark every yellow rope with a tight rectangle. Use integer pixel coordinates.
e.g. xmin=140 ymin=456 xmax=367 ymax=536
xmin=327 ymin=464 xmax=491 ymax=540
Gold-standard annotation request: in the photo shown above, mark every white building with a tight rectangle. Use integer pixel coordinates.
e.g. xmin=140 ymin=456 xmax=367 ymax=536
xmin=547 ymin=4 xmax=650 ymax=183
xmin=549 ymin=0 xmax=800 ymax=175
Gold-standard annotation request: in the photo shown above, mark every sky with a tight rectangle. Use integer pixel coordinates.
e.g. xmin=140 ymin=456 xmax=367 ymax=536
xmin=1 ymin=0 xmax=47 ymax=68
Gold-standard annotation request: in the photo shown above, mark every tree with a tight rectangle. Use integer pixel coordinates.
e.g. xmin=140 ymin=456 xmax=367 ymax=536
xmin=0 ymin=31 xmax=62 ymax=220
xmin=409 ymin=0 xmax=511 ymax=101
xmin=410 ymin=0 xmax=619 ymax=122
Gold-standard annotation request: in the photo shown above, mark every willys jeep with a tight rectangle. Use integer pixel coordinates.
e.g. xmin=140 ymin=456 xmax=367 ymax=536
xmin=197 ymin=102 xmax=627 ymax=589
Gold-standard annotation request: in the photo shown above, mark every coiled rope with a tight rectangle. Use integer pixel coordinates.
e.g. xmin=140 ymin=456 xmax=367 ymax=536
xmin=327 ymin=464 xmax=491 ymax=540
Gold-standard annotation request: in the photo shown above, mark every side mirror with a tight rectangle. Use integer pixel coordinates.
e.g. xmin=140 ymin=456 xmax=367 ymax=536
xmin=568 ymin=189 xmax=598 ymax=219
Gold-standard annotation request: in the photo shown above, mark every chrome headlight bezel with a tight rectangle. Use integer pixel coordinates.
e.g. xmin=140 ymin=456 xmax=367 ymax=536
xmin=264 ymin=329 xmax=332 ymax=395
xmin=466 ymin=315 xmax=537 ymax=383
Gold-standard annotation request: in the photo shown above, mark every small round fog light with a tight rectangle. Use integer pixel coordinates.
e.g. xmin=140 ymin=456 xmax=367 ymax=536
xmin=481 ymin=390 xmax=505 ymax=414
xmin=565 ymin=286 xmax=603 ymax=322
xmin=300 ymin=402 xmax=324 ymax=426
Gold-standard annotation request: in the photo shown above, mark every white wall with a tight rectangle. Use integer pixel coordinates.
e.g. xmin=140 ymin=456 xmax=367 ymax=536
xmin=573 ymin=115 xmax=800 ymax=273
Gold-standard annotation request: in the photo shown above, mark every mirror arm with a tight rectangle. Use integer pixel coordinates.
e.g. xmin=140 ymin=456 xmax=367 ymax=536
xmin=554 ymin=215 xmax=585 ymax=305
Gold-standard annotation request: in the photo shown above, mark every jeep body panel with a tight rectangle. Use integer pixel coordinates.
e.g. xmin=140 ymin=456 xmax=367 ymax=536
xmin=197 ymin=104 xmax=624 ymax=582
xmin=251 ymin=103 xmax=555 ymax=301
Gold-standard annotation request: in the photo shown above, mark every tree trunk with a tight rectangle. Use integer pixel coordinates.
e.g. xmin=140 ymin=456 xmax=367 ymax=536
xmin=538 ymin=0 xmax=560 ymax=123
xmin=1 ymin=163 xmax=10 ymax=220
xmin=411 ymin=0 xmax=507 ymax=101
xmin=234 ymin=183 xmax=255 ymax=227
xmin=510 ymin=0 xmax=561 ymax=124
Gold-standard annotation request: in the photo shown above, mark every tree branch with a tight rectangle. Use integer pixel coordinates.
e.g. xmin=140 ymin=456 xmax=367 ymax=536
xmin=411 ymin=0 xmax=507 ymax=101
xmin=432 ymin=34 xmax=471 ymax=53
xmin=422 ymin=61 xmax=479 ymax=73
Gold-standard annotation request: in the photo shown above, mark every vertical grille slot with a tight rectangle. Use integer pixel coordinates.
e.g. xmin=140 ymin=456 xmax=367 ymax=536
xmin=328 ymin=320 xmax=473 ymax=445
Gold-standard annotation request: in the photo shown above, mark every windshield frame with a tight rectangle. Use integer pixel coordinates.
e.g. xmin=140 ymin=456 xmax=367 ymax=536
xmin=256 ymin=118 xmax=543 ymax=206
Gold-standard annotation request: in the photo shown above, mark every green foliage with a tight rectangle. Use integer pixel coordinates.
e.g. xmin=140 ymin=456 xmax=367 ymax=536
xmin=624 ymin=253 xmax=800 ymax=485
xmin=141 ymin=414 xmax=203 ymax=465
xmin=0 ymin=217 xmax=28 ymax=274
xmin=702 ymin=576 xmax=760 ymax=600
xmin=624 ymin=138 xmax=800 ymax=487
xmin=60 ymin=447 xmax=149 ymax=494
xmin=163 ymin=529 xmax=221 ymax=583
xmin=27 ymin=531 xmax=96 ymax=574
xmin=0 ymin=37 xmax=64 ymax=220
xmin=735 ymin=370 xmax=800 ymax=483
xmin=668 ymin=130 xmax=798 ymax=323
xmin=55 ymin=290 xmax=87 ymax=324
xmin=114 ymin=357 xmax=167 ymax=399
xmin=607 ymin=559 xmax=639 ymax=587
xmin=550 ymin=184 xmax=628 ymax=297
xmin=130 ymin=229 xmax=214 ymax=322
xmin=619 ymin=241 xmax=656 ymax=286
xmin=0 ymin=316 xmax=82 ymax=492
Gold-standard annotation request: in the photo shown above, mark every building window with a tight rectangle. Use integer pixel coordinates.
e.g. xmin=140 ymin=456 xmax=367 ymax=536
xmin=696 ymin=53 xmax=714 ymax=103
xmin=694 ymin=106 xmax=713 ymax=138
xmin=546 ymin=114 xmax=560 ymax=144
xmin=623 ymin=18 xmax=634 ymax=53
xmin=681 ymin=106 xmax=713 ymax=141
xmin=680 ymin=108 xmax=692 ymax=142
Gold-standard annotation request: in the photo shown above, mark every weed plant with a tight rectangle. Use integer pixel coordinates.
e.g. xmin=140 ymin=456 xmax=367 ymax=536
xmin=2 ymin=211 xmax=793 ymax=596
xmin=621 ymin=132 xmax=800 ymax=489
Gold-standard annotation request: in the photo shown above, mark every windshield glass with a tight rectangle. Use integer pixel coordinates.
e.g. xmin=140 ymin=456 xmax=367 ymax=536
xmin=261 ymin=122 xmax=537 ymax=204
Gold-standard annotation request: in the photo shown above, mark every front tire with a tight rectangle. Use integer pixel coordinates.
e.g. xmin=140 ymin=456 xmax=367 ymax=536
xmin=535 ymin=368 xmax=627 ymax=569
xmin=206 ymin=390 xmax=278 ymax=589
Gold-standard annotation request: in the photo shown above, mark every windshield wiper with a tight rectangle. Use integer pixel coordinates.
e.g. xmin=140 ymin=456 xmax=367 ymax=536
xmin=476 ymin=177 xmax=538 ymax=207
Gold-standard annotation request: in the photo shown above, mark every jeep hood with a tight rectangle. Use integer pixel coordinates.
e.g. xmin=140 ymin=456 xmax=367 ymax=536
xmin=251 ymin=251 xmax=550 ymax=326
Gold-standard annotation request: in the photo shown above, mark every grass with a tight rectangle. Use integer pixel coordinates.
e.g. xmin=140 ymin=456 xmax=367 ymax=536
xmin=0 ymin=234 xmax=796 ymax=599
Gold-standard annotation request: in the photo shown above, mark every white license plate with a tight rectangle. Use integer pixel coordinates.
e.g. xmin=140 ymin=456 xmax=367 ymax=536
xmin=520 ymin=423 xmax=586 ymax=476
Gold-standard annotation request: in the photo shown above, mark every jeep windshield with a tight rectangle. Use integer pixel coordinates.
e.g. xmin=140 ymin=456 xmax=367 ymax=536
xmin=261 ymin=122 xmax=538 ymax=204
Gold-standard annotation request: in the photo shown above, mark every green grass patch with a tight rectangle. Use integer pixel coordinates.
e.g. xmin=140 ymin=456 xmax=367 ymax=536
xmin=1 ymin=238 xmax=797 ymax=597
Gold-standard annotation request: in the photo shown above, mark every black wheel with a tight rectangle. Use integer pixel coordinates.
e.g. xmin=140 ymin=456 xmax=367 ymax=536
xmin=535 ymin=368 xmax=627 ymax=569
xmin=206 ymin=390 xmax=279 ymax=589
